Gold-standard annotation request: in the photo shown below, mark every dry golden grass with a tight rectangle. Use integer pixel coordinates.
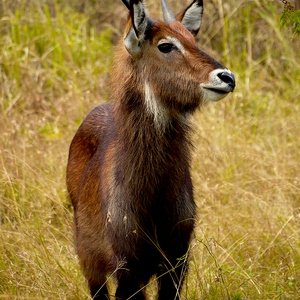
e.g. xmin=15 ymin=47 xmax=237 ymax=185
xmin=0 ymin=0 xmax=299 ymax=299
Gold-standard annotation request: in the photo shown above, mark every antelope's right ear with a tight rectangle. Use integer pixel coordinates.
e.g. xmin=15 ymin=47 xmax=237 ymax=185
xmin=176 ymin=0 xmax=203 ymax=36
xmin=122 ymin=0 xmax=149 ymax=57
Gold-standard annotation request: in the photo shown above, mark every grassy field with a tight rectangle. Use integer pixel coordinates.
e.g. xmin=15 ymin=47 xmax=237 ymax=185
xmin=0 ymin=0 xmax=299 ymax=299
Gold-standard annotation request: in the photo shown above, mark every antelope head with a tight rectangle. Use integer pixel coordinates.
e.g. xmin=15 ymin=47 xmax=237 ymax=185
xmin=120 ymin=0 xmax=235 ymax=122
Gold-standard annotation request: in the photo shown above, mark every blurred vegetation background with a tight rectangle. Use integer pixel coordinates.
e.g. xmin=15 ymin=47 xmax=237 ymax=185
xmin=0 ymin=0 xmax=299 ymax=299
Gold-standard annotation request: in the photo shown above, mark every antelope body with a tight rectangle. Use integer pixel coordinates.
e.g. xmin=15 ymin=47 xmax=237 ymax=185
xmin=66 ymin=0 xmax=235 ymax=299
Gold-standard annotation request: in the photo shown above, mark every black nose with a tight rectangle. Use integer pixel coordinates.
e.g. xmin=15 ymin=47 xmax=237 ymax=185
xmin=217 ymin=71 xmax=236 ymax=90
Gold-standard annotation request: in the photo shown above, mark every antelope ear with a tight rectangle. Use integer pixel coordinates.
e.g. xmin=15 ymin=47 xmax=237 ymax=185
xmin=123 ymin=0 xmax=149 ymax=57
xmin=176 ymin=0 xmax=203 ymax=36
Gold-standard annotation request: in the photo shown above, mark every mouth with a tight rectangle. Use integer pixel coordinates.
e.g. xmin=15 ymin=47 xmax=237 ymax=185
xmin=202 ymin=87 xmax=230 ymax=95
xmin=200 ymin=69 xmax=236 ymax=102
xmin=200 ymin=84 xmax=233 ymax=102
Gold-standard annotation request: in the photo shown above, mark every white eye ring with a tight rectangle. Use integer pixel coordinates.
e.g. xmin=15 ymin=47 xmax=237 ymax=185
xmin=159 ymin=36 xmax=186 ymax=54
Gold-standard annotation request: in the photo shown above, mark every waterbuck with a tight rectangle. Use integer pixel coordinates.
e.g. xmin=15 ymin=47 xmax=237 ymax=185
xmin=66 ymin=0 xmax=235 ymax=299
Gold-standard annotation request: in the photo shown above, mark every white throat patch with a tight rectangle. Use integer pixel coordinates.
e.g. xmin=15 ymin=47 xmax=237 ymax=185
xmin=144 ymin=82 xmax=169 ymax=131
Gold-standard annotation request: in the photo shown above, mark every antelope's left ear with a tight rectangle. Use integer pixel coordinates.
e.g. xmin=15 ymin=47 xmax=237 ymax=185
xmin=123 ymin=0 xmax=150 ymax=57
xmin=176 ymin=0 xmax=203 ymax=36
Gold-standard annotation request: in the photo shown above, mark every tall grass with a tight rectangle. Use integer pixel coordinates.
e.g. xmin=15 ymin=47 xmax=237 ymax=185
xmin=1 ymin=0 xmax=299 ymax=299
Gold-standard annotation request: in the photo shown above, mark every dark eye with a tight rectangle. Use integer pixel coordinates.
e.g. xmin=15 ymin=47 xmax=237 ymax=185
xmin=157 ymin=43 xmax=175 ymax=53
